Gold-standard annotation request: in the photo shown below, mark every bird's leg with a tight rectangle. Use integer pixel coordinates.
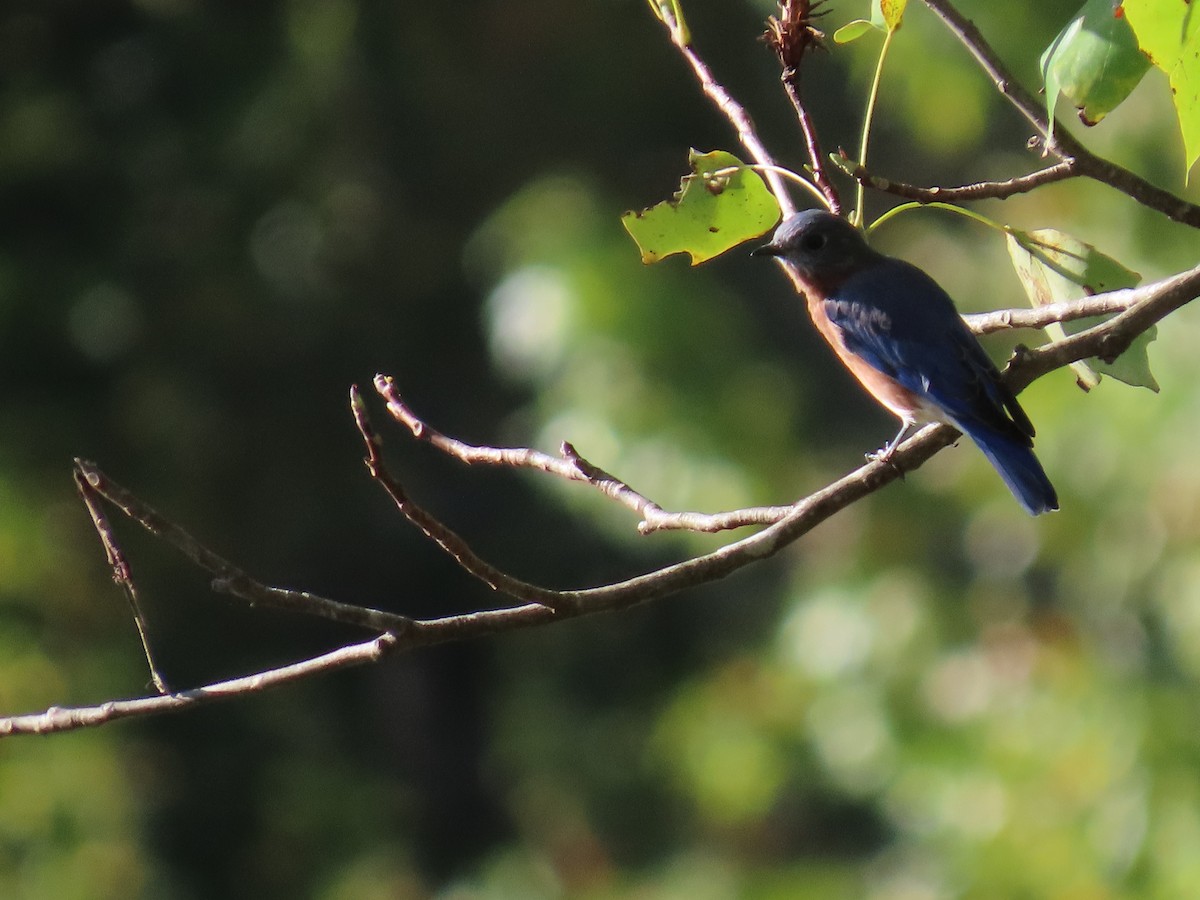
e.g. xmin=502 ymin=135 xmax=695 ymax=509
xmin=867 ymin=421 xmax=916 ymax=466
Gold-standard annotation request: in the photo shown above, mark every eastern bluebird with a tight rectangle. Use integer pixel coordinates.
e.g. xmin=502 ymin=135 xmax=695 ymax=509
xmin=753 ymin=209 xmax=1058 ymax=515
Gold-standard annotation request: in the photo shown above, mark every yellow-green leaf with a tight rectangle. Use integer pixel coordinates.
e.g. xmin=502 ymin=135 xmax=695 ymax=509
xmin=879 ymin=0 xmax=907 ymax=32
xmin=834 ymin=19 xmax=878 ymax=44
xmin=1124 ymin=0 xmax=1200 ymax=180
xmin=621 ymin=150 xmax=781 ymax=266
xmin=1006 ymin=228 xmax=1157 ymax=391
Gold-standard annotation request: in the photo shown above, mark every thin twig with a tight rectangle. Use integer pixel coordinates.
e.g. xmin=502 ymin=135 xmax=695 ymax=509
xmin=0 ymin=634 xmax=398 ymax=737
xmin=376 ymin=375 xmax=672 ymax=529
xmin=764 ymin=1 xmax=842 ymax=213
xmin=920 ymin=0 xmax=1200 ymax=228
xmin=844 ymin=157 xmax=1078 ymax=204
xmin=377 ymin=375 xmax=799 ymax=534
xmin=352 ymin=385 xmax=573 ymax=612
xmin=655 ymin=2 xmax=796 ymax=217
xmin=785 ymin=80 xmax=839 ymax=213
xmin=73 ymin=467 xmax=170 ymax=694
xmin=74 ymin=460 xmax=415 ymax=635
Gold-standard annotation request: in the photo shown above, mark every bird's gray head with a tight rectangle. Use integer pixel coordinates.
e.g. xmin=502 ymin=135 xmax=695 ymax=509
xmin=751 ymin=210 xmax=876 ymax=283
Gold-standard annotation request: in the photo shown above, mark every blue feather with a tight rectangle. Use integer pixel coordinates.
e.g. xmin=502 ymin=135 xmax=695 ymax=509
xmin=757 ymin=210 xmax=1058 ymax=514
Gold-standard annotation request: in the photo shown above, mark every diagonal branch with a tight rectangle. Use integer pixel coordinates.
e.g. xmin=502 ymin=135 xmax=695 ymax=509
xmin=74 ymin=468 xmax=170 ymax=694
xmin=764 ymin=1 xmax=842 ymax=213
xmin=351 ymin=386 xmax=573 ymax=611
xmin=653 ymin=2 xmax=798 ymax=216
xmin=74 ymin=460 xmax=415 ymax=635
xmin=920 ymin=0 xmax=1200 ymax=227
xmin=1007 ymin=261 xmax=1200 ymax=388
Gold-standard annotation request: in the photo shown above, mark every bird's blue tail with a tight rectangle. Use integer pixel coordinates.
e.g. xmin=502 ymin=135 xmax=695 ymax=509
xmin=958 ymin=421 xmax=1058 ymax=516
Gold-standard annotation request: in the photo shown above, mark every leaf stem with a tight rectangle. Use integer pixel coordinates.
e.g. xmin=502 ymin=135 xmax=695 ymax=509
xmin=867 ymin=200 xmax=1009 ymax=236
xmin=854 ymin=26 xmax=897 ymax=227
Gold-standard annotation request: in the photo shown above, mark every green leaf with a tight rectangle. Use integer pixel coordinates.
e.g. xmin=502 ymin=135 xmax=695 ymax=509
xmin=878 ymin=0 xmax=907 ymax=32
xmin=621 ymin=150 xmax=781 ymax=266
xmin=1006 ymin=228 xmax=1157 ymax=391
xmin=833 ymin=19 xmax=878 ymax=44
xmin=1123 ymin=0 xmax=1200 ymax=180
xmin=1040 ymin=0 xmax=1150 ymax=139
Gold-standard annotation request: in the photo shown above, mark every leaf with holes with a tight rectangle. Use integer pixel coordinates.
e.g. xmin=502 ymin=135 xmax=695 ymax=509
xmin=622 ymin=150 xmax=781 ymax=266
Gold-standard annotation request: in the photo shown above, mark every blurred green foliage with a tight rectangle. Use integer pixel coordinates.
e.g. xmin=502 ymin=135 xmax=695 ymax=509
xmin=2 ymin=0 xmax=1200 ymax=898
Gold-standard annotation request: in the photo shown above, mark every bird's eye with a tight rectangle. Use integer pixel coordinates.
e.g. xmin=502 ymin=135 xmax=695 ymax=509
xmin=801 ymin=231 xmax=827 ymax=252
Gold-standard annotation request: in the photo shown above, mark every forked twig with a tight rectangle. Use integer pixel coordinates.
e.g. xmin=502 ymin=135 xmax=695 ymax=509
xmin=74 ymin=468 xmax=170 ymax=694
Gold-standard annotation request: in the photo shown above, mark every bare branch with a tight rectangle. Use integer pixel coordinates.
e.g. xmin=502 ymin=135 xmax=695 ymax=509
xmin=74 ymin=467 xmax=169 ymax=694
xmin=375 ymin=375 xmax=792 ymax=534
xmin=74 ymin=460 xmax=415 ymax=635
xmin=0 ymin=634 xmax=398 ymax=737
xmin=352 ymin=385 xmax=573 ymax=612
xmin=842 ymin=156 xmax=1078 ymax=205
xmin=920 ymin=0 xmax=1200 ymax=228
xmin=963 ymin=291 xmax=1144 ymax=335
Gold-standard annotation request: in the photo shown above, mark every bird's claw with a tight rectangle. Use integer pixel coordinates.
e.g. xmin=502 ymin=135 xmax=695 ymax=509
xmin=866 ymin=444 xmax=905 ymax=478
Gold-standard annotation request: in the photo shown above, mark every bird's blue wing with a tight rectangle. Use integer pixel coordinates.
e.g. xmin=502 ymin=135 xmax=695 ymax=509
xmin=825 ymin=259 xmax=1033 ymax=440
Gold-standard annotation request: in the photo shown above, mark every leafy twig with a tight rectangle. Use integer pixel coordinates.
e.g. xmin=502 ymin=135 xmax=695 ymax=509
xmin=920 ymin=0 xmax=1200 ymax=228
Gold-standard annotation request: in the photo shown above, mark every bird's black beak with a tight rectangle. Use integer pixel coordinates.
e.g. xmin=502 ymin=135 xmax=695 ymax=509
xmin=750 ymin=241 xmax=781 ymax=258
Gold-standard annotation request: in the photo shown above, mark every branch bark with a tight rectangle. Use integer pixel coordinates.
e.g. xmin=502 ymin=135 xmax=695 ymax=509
xmin=843 ymin=158 xmax=1078 ymax=205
